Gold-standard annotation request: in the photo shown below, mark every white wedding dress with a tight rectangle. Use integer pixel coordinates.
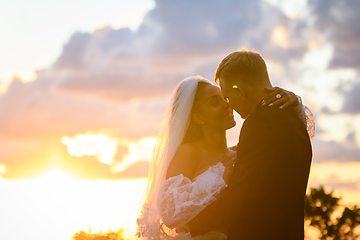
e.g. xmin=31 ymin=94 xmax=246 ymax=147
xmin=157 ymin=162 xmax=228 ymax=240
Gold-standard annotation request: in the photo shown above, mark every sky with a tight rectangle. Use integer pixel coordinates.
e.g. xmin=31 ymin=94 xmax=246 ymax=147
xmin=0 ymin=0 xmax=360 ymax=239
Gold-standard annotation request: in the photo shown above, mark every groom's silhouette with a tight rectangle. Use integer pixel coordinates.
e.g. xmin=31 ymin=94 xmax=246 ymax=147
xmin=187 ymin=49 xmax=312 ymax=239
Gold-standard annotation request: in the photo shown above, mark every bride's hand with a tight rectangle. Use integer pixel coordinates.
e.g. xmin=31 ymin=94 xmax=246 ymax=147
xmin=262 ymin=87 xmax=299 ymax=109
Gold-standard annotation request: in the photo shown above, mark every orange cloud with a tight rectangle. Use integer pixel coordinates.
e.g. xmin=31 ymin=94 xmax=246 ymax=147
xmin=61 ymin=133 xmax=118 ymax=165
xmin=111 ymin=137 xmax=156 ymax=173
xmin=61 ymin=132 xmax=155 ymax=175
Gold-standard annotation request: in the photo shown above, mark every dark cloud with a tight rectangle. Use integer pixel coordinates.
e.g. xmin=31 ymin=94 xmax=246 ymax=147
xmin=308 ymin=0 xmax=360 ymax=70
xmin=54 ymin=32 xmax=92 ymax=70
xmin=312 ymin=139 xmax=360 ymax=163
xmin=341 ymin=81 xmax=360 ymax=114
xmin=52 ymin=0 xmax=309 ymax=101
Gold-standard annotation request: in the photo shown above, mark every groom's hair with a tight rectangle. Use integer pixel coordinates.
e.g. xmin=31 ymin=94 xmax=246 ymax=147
xmin=215 ymin=48 xmax=269 ymax=86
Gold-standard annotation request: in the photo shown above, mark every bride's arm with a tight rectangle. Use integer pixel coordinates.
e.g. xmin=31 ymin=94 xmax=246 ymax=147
xmin=262 ymin=86 xmax=299 ymax=108
xmin=159 ymin=162 xmax=226 ymax=229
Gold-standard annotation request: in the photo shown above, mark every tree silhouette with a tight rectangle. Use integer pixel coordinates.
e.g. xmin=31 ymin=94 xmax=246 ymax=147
xmin=72 ymin=229 xmax=124 ymax=240
xmin=305 ymin=186 xmax=360 ymax=239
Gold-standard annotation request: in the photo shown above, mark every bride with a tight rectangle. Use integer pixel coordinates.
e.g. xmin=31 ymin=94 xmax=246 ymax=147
xmin=136 ymin=75 xmax=314 ymax=240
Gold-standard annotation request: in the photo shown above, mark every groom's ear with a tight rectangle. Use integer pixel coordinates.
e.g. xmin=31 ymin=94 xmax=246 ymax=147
xmin=233 ymin=84 xmax=247 ymax=100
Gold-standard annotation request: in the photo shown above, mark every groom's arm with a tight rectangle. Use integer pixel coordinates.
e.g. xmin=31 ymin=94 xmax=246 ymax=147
xmin=187 ymin=108 xmax=285 ymax=236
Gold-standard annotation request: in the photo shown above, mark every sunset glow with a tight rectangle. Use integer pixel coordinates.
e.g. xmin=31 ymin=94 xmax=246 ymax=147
xmin=61 ymin=134 xmax=117 ymax=165
xmin=111 ymin=137 xmax=156 ymax=173
xmin=0 ymin=163 xmax=5 ymax=175
xmin=0 ymin=173 xmax=147 ymax=239
xmin=61 ymin=133 xmax=156 ymax=174
xmin=1 ymin=0 xmax=360 ymax=239
xmin=34 ymin=165 xmax=77 ymax=183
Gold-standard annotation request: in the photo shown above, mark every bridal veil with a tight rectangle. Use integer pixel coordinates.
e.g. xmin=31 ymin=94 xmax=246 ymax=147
xmin=136 ymin=76 xmax=214 ymax=239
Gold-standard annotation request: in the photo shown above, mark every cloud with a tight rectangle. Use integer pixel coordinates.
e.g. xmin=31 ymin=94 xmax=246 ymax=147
xmin=308 ymin=0 xmax=360 ymax=70
xmin=0 ymin=136 xmax=150 ymax=180
xmin=312 ymin=139 xmax=360 ymax=163
xmin=309 ymin=175 xmax=360 ymax=192
xmin=51 ymin=0 xmax=311 ymax=101
xmin=1 ymin=0 xmax=360 ymax=180
xmin=0 ymin=71 xmax=165 ymax=179
xmin=341 ymin=81 xmax=360 ymax=114
xmin=0 ymin=72 xmax=168 ymax=140
xmin=59 ymin=144 xmax=150 ymax=179
xmin=308 ymin=162 xmax=360 ymax=199
xmin=0 ymin=0 xmax=304 ymax=179
xmin=54 ymin=32 xmax=92 ymax=70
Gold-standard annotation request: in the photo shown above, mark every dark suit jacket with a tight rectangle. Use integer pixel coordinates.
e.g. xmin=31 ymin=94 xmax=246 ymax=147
xmin=187 ymin=103 xmax=312 ymax=240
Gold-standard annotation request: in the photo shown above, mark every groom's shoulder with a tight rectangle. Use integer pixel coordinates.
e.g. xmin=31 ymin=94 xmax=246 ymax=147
xmin=244 ymin=106 xmax=297 ymax=128
xmin=245 ymin=106 xmax=282 ymax=121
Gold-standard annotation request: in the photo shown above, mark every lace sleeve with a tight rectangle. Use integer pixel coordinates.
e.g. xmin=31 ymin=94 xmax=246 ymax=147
xmin=157 ymin=162 xmax=226 ymax=229
xmin=294 ymin=96 xmax=315 ymax=141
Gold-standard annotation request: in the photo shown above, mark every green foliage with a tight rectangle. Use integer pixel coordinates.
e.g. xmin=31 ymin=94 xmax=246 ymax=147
xmin=72 ymin=229 xmax=124 ymax=240
xmin=305 ymin=186 xmax=360 ymax=239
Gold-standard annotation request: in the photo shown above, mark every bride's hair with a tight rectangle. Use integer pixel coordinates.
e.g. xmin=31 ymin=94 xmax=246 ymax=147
xmin=182 ymin=81 xmax=212 ymax=144
xmin=136 ymin=76 xmax=213 ymax=239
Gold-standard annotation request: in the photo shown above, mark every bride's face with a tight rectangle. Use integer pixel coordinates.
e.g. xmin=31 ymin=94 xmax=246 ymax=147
xmin=193 ymin=85 xmax=236 ymax=131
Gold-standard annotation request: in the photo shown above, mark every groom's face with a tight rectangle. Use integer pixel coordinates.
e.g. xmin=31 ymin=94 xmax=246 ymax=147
xmin=219 ymin=76 xmax=248 ymax=119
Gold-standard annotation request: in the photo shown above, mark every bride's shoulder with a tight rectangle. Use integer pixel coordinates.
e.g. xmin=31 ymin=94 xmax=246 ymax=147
xmin=166 ymin=143 xmax=201 ymax=180
xmin=177 ymin=142 xmax=200 ymax=155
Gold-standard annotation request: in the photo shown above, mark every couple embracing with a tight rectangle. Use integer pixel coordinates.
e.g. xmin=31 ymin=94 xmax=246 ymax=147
xmin=136 ymin=49 xmax=314 ymax=240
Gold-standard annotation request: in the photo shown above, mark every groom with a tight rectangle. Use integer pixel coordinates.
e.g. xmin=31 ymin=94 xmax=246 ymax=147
xmin=187 ymin=49 xmax=312 ymax=239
